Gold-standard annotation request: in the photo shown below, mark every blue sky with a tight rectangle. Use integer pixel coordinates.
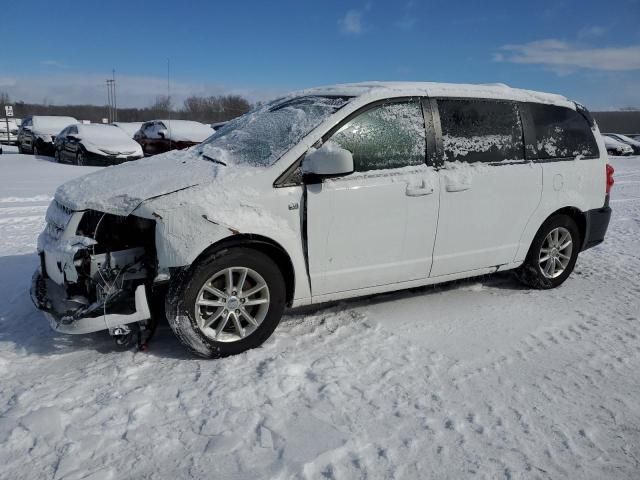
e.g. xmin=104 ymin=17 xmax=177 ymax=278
xmin=1 ymin=0 xmax=639 ymax=109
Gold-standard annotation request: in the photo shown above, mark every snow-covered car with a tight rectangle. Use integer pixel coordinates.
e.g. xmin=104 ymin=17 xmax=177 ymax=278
xmin=54 ymin=124 xmax=144 ymax=166
xmin=112 ymin=122 xmax=143 ymax=138
xmin=18 ymin=115 xmax=78 ymax=156
xmin=603 ymin=135 xmax=634 ymax=156
xmin=603 ymin=133 xmax=640 ymax=155
xmin=0 ymin=118 xmax=19 ymax=144
xmin=31 ymin=82 xmax=613 ymax=357
xmin=133 ymin=120 xmax=214 ymax=156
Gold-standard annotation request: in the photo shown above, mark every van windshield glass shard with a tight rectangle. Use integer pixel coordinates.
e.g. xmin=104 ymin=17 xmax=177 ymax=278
xmin=197 ymin=95 xmax=350 ymax=167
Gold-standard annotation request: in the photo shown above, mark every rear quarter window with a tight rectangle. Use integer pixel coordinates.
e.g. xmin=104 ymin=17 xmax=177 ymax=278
xmin=527 ymin=103 xmax=599 ymax=159
xmin=437 ymin=99 xmax=524 ymax=163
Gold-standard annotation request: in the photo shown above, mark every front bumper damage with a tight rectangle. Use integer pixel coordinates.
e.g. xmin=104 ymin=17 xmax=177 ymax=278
xmin=31 ymin=270 xmax=151 ymax=334
xmin=30 ymin=199 xmax=156 ymax=335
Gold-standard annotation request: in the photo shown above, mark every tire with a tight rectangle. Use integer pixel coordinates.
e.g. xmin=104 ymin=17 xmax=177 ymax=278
xmin=166 ymin=247 xmax=286 ymax=358
xmin=17 ymin=143 xmax=23 ymax=154
xmin=54 ymin=150 xmax=61 ymax=163
xmin=516 ymin=214 xmax=581 ymax=289
xmin=32 ymin=143 xmax=39 ymax=156
xmin=76 ymin=149 xmax=85 ymax=166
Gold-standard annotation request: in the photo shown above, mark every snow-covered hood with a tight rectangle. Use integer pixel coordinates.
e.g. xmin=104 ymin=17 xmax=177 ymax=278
xmin=55 ymin=151 xmax=220 ymax=216
xmin=82 ymin=138 xmax=141 ymax=156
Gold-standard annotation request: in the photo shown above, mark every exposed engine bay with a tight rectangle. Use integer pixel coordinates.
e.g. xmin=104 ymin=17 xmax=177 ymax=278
xmin=32 ymin=200 xmax=159 ymax=348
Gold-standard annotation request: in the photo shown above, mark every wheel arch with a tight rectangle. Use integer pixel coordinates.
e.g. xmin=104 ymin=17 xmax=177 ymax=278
xmin=544 ymin=206 xmax=587 ymax=247
xmin=190 ymin=234 xmax=296 ymax=306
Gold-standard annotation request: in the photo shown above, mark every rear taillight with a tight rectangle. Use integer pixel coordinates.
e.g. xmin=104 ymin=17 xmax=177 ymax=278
xmin=606 ymin=164 xmax=614 ymax=194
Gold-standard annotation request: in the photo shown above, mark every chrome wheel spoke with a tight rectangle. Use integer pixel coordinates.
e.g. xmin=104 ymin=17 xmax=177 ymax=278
xmin=214 ymin=313 xmax=230 ymax=339
xmin=230 ymin=312 xmax=245 ymax=338
xmin=226 ymin=268 xmax=234 ymax=294
xmin=197 ymin=298 xmax=225 ymax=308
xmin=240 ymin=308 xmax=259 ymax=327
xmin=560 ymin=240 xmax=572 ymax=250
xmin=203 ymin=309 xmax=224 ymax=328
xmin=237 ymin=268 xmax=248 ymax=293
xmin=203 ymin=285 xmax=227 ymax=300
xmin=243 ymin=282 xmax=267 ymax=298
xmin=243 ymin=298 xmax=268 ymax=306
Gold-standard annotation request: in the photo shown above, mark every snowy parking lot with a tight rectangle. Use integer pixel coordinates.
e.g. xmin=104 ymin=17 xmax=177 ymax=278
xmin=1 ymin=147 xmax=639 ymax=479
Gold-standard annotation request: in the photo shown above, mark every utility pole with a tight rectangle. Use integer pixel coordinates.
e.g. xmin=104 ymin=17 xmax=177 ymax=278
xmin=106 ymin=73 xmax=117 ymax=123
xmin=167 ymin=58 xmax=171 ymax=150
xmin=112 ymin=69 xmax=117 ymax=122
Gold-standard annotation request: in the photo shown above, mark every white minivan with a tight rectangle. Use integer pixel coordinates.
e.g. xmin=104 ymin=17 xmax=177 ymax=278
xmin=32 ymin=82 xmax=613 ymax=357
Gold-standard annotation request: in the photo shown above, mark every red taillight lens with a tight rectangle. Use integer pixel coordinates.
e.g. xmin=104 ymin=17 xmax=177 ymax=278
xmin=606 ymin=164 xmax=615 ymax=194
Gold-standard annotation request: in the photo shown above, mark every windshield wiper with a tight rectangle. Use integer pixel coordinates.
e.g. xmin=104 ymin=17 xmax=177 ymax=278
xmin=200 ymin=153 xmax=227 ymax=166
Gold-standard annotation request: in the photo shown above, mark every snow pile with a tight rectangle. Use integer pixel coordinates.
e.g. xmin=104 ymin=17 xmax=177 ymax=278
xmin=1 ymin=149 xmax=640 ymax=479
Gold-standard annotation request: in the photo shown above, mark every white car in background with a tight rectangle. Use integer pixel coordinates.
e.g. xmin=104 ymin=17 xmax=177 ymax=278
xmin=603 ymin=135 xmax=633 ymax=156
xmin=112 ymin=122 xmax=143 ymax=138
xmin=32 ymin=82 xmax=613 ymax=358
xmin=0 ymin=118 xmax=19 ymax=144
xmin=603 ymin=133 xmax=640 ymax=155
xmin=54 ymin=123 xmax=144 ymax=165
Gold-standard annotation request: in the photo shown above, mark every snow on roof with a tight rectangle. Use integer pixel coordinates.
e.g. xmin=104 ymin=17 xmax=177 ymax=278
xmin=32 ymin=116 xmax=78 ymax=134
xmin=155 ymin=120 xmax=214 ymax=142
xmin=295 ymin=81 xmax=575 ymax=108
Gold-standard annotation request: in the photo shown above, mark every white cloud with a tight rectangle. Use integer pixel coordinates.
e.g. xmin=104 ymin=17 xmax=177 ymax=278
xmin=578 ymin=25 xmax=606 ymax=39
xmin=0 ymin=72 xmax=282 ymax=107
xmin=339 ymin=9 xmax=365 ymax=35
xmin=495 ymin=40 xmax=640 ymax=72
xmin=40 ymin=60 xmax=66 ymax=68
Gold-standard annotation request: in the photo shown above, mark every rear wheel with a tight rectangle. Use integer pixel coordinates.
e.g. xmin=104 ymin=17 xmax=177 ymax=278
xmin=32 ymin=143 xmax=39 ymax=156
xmin=76 ymin=149 xmax=85 ymax=166
xmin=166 ymin=247 xmax=286 ymax=358
xmin=54 ymin=150 xmax=61 ymax=163
xmin=516 ymin=214 xmax=581 ymax=289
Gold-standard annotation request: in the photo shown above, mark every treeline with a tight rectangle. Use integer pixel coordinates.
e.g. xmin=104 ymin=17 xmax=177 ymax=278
xmin=0 ymin=92 xmax=252 ymax=124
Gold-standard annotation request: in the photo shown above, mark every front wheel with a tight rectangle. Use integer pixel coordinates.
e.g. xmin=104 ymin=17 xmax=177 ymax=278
xmin=166 ymin=247 xmax=286 ymax=358
xmin=516 ymin=214 xmax=581 ymax=289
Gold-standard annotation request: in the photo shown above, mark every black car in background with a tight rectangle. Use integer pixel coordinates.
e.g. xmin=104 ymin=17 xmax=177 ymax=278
xmin=17 ymin=115 xmax=77 ymax=156
xmin=54 ymin=124 xmax=143 ymax=165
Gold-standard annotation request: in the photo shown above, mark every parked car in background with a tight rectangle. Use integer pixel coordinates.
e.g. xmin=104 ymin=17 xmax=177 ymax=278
xmin=54 ymin=123 xmax=143 ymax=165
xmin=18 ymin=115 xmax=78 ymax=156
xmin=112 ymin=122 xmax=143 ymax=138
xmin=32 ymin=82 xmax=613 ymax=357
xmin=133 ymin=120 xmax=214 ymax=156
xmin=604 ymin=133 xmax=640 ymax=155
xmin=0 ymin=118 xmax=19 ymax=144
xmin=603 ymin=135 xmax=633 ymax=156
xmin=627 ymin=134 xmax=640 ymax=141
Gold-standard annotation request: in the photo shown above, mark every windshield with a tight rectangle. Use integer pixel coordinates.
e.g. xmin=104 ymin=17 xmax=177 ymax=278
xmin=196 ymin=95 xmax=350 ymax=167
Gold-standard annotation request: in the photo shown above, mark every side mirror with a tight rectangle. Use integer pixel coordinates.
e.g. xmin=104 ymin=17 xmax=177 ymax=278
xmin=301 ymin=143 xmax=354 ymax=178
xmin=157 ymin=129 xmax=168 ymax=139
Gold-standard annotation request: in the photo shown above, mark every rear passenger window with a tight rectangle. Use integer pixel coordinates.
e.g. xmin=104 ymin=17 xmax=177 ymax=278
xmin=527 ymin=103 xmax=598 ymax=159
xmin=438 ymin=99 xmax=524 ymax=163
xmin=329 ymin=101 xmax=426 ymax=172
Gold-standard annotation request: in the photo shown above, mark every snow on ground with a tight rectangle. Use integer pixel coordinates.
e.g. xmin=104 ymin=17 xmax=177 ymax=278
xmin=1 ymin=149 xmax=639 ymax=479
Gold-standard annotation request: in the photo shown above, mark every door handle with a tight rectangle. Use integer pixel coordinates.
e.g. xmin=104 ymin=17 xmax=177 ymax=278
xmin=446 ymin=183 xmax=471 ymax=192
xmin=406 ymin=180 xmax=434 ymax=197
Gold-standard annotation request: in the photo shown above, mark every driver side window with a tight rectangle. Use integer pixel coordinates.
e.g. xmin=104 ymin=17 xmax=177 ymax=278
xmin=329 ymin=100 xmax=426 ymax=172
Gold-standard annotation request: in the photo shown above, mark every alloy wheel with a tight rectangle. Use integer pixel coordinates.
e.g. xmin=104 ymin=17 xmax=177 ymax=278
xmin=539 ymin=227 xmax=573 ymax=279
xmin=195 ymin=267 xmax=270 ymax=342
